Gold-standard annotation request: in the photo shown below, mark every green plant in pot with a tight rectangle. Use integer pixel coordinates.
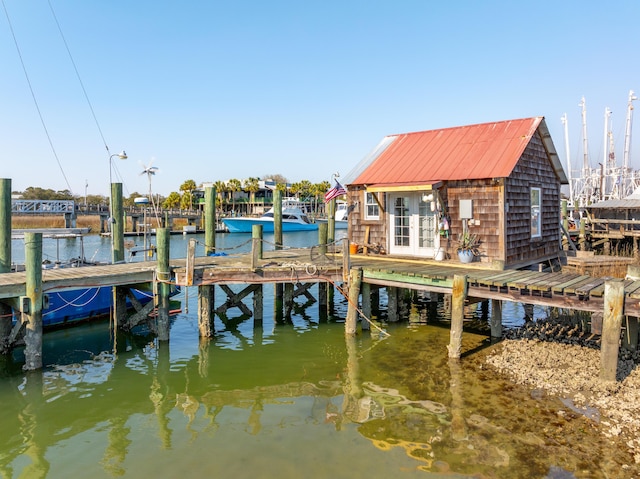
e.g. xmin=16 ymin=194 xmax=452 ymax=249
xmin=456 ymin=231 xmax=480 ymax=263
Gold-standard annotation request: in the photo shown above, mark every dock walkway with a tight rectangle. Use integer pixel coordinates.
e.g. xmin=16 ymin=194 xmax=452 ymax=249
xmin=1 ymin=248 xmax=639 ymax=316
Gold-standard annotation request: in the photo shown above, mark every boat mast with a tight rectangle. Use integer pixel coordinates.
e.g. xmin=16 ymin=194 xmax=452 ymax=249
xmin=561 ymin=113 xmax=574 ymax=206
xmin=580 ymin=97 xmax=590 ymax=172
xmin=603 ymin=107 xmax=611 ymax=200
xmin=624 ymin=90 xmax=636 ymax=170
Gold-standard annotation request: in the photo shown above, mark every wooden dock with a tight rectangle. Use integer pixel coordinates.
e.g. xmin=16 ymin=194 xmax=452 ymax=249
xmin=2 ymin=247 xmax=639 ymax=316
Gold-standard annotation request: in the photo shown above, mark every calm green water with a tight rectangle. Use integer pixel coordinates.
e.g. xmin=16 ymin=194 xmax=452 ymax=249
xmin=2 ymin=233 xmax=636 ymax=478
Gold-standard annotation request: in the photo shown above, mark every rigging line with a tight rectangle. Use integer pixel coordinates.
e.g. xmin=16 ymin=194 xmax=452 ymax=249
xmin=1 ymin=0 xmax=74 ymax=194
xmin=46 ymin=0 xmax=110 ymax=155
xmin=46 ymin=0 xmax=130 ymax=197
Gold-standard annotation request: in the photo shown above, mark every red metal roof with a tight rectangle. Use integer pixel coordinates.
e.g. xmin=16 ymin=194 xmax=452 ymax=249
xmin=351 ymin=117 xmax=551 ymax=187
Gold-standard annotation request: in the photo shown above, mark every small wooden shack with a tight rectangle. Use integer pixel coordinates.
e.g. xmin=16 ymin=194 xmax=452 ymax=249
xmin=342 ymin=117 xmax=568 ymax=270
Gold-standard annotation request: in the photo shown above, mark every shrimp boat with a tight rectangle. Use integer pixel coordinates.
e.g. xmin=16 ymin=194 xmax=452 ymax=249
xmin=222 ymin=198 xmax=318 ymax=233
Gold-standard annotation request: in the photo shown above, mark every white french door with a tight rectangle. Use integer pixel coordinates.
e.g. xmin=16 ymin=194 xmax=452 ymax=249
xmin=389 ymin=193 xmax=437 ymax=257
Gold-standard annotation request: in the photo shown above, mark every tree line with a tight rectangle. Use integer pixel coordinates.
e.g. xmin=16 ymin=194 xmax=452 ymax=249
xmin=13 ymin=175 xmax=334 ymax=214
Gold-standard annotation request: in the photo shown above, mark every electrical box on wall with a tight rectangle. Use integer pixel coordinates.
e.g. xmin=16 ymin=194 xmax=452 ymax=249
xmin=459 ymin=199 xmax=473 ymax=219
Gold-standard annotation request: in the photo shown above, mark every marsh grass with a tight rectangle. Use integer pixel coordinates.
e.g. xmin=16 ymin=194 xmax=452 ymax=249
xmin=11 ymin=214 xmax=192 ymax=232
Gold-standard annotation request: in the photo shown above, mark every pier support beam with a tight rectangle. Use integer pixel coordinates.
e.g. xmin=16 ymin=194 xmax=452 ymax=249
xmin=23 ymin=232 xmax=43 ymax=370
xmin=284 ymin=283 xmax=294 ymax=319
xmin=361 ymin=282 xmax=371 ymax=331
xmin=253 ymin=284 xmax=263 ymax=327
xmin=345 ymin=267 xmax=362 ymax=336
xmin=601 ymin=279 xmax=624 ymax=382
xmin=623 ymin=316 xmax=638 ymax=352
xmin=156 ymin=228 xmax=171 ymax=341
xmin=0 ymin=179 xmax=12 ymax=346
xmin=198 ymin=286 xmax=215 ymax=337
xmin=448 ymin=274 xmax=468 ymax=359
xmin=490 ymin=299 xmax=502 ymax=339
xmin=387 ymin=287 xmax=399 ymax=322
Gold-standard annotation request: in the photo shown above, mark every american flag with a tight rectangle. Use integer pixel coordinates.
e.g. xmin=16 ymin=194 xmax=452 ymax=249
xmin=324 ymin=180 xmax=347 ymax=203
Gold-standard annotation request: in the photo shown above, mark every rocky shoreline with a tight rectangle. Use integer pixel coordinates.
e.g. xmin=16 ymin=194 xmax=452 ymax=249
xmin=484 ymin=317 xmax=640 ymax=467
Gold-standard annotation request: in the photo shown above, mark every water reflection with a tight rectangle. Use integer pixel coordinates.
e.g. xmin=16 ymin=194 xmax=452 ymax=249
xmin=1 ymin=314 xmax=638 ymax=478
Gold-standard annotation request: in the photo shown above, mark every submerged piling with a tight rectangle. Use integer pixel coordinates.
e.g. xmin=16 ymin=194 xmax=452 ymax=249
xmin=448 ymin=274 xmax=468 ymax=359
xmin=345 ymin=267 xmax=362 ymax=335
xmin=0 ymin=179 xmax=12 ymax=344
xmin=23 ymin=232 xmax=43 ymax=370
xmin=601 ymin=279 xmax=624 ymax=382
xmin=156 ymin=228 xmax=171 ymax=341
xmin=198 ymin=187 xmax=216 ymax=337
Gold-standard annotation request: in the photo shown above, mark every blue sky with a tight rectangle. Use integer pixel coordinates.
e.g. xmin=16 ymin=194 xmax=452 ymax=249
xmin=1 ymin=0 xmax=639 ymax=197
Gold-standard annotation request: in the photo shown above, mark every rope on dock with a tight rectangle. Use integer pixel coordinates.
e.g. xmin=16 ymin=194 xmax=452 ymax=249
xmin=326 ymin=277 xmax=391 ymax=338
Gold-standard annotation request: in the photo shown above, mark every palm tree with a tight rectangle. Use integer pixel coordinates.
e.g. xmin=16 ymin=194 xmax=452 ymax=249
xmin=244 ymin=177 xmax=260 ymax=215
xmin=227 ymin=178 xmax=242 ymax=214
xmin=213 ymin=180 xmax=227 ymax=206
xmin=179 ymin=179 xmax=197 ymax=211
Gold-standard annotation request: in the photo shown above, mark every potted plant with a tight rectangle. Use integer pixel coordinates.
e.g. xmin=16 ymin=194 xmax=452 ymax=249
xmin=456 ymin=231 xmax=480 ymax=263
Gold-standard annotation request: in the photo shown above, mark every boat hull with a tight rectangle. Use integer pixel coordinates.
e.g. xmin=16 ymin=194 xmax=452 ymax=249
xmin=41 ymin=286 xmax=178 ymax=328
xmin=316 ymin=219 xmax=348 ymax=230
xmin=222 ymin=218 xmax=318 ymax=233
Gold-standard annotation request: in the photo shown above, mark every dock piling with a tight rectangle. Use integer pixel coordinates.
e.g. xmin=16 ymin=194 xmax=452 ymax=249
xmin=0 ymin=179 xmax=12 ymax=344
xmin=345 ymin=267 xmax=362 ymax=335
xmin=448 ymin=274 xmax=468 ymax=359
xmin=23 ymin=232 xmax=43 ymax=370
xmin=601 ymin=279 xmax=624 ymax=381
xmin=156 ymin=228 xmax=171 ymax=341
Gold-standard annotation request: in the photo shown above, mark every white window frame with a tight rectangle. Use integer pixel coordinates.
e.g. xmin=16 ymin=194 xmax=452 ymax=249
xmin=531 ymin=187 xmax=542 ymax=238
xmin=364 ymin=191 xmax=380 ymax=220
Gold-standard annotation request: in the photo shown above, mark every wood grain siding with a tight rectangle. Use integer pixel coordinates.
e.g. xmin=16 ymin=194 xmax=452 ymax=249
xmin=504 ymin=131 xmax=561 ymax=266
xmin=347 ymin=188 xmax=387 ymax=251
xmin=445 ymin=180 xmax=502 ymax=265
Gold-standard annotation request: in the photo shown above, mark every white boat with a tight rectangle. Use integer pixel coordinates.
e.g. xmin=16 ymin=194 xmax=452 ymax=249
xmin=222 ymin=198 xmax=318 ymax=233
xmin=317 ymin=200 xmax=349 ymax=229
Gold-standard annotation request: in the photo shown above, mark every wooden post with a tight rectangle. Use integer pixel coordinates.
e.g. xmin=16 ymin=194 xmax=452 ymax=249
xmin=111 ymin=182 xmax=125 ymax=263
xmin=342 ymin=237 xmax=350 ymax=283
xmin=198 ymin=284 xmax=214 ymax=338
xmin=318 ymin=224 xmax=328 ymax=320
xmin=328 ymin=198 xmax=336 ymax=244
xmin=186 ymin=238 xmax=196 ymax=286
xmin=284 ymin=283 xmax=294 ymax=319
xmin=156 ymin=228 xmax=171 ymax=341
xmin=23 ymin=233 xmax=43 ymax=370
xmin=204 ymin=186 xmax=216 ymax=255
xmin=623 ymin=316 xmax=638 ymax=352
xmin=273 ymin=189 xmax=283 ymax=250
xmin=198 ymin=186 xmax=216 ymax=337
xmin=251 ymin=224 xmax=263 ymax=270
xmin=387 ymin=287 xmax=398 ymax=322
xmin=318 ymin=222 xmax=328 ymax=256
xmin=345 ymin=267 xmax=362 ymax=335
xmin=273 ymin=191 xmax=283 ymax=318
xmin=253 ymin=284 xmax=263 ymax=326
xmin=601 ymin=279 xmax=624 ymax=382
xmin=361 ymin=282 xmax=371 ymax=331
xmin=447 ymin=274 xmax=468 ymax=359
xmin=0 ymin=179 xmax=12 ymax=343
xmin=579 ymin=218 xmax=586 ymax=251
xmin=112 ymin=185 xmax=127 ymax=325
xmin=490 ymin=299 xmax=502 ymax=339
